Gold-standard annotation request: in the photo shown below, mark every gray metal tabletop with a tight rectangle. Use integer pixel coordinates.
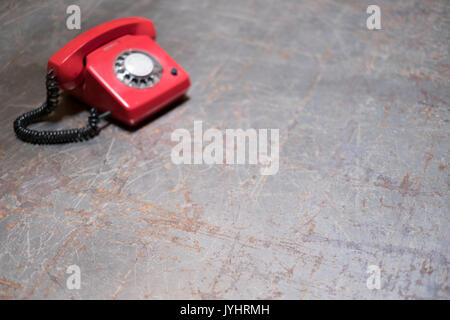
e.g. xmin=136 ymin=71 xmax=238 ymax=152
xmin=0 ymin=0 xmax=448 ymax=299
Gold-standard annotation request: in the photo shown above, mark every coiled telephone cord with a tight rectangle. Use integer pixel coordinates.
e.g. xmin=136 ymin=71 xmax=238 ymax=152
xmin=13 ymin=69 xmax=109 ymax=144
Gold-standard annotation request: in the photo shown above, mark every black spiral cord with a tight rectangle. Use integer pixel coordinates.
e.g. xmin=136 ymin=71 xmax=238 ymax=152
xmin=13 ymin=69 xmax=109 ymax=144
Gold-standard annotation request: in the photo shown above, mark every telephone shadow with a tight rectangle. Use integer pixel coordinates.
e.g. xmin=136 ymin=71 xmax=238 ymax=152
xmin=43 ymin=92 xmax=87 ymax=122
xmin=45 ymin=92 xmax=189 ymax=132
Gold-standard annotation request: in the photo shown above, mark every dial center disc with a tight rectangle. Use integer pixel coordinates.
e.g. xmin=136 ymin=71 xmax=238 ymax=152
xmin=124 ymin=52 xmax=154 ymax=77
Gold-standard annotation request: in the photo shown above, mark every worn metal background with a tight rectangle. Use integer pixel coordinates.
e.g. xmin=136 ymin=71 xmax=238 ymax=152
xmin=0 ymin=0 xmax=448 ymax=299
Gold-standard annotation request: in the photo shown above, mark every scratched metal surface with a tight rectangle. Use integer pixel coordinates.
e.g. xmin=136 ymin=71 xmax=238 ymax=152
xmin=0 ymin=0 xmax=449 ymax=299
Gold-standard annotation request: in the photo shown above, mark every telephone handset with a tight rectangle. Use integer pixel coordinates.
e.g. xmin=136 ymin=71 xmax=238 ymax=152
xmin=14 ymin=17 xmax=190 ymax=144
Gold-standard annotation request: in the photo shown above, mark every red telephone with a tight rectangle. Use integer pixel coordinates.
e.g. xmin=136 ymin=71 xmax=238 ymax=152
xmin=14 ymin=17 xmax=190 ymax=144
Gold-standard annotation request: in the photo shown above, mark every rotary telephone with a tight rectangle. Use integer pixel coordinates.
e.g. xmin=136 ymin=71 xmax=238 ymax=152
xmin=14 ymin=17 xmax=190 ymax=144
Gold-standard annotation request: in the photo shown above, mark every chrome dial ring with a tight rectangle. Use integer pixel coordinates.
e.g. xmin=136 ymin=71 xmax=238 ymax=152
xmin=114 ymin=50 xmax=163 ymax=89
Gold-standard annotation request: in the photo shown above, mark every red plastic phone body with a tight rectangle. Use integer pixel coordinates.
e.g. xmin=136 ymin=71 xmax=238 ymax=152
xmin=48 ymin=17 xmax=190 ymax=126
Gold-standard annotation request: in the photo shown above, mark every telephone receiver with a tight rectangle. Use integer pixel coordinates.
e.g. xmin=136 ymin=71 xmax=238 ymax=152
xmin=14 ymin=17 xmax=190 ymax=144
